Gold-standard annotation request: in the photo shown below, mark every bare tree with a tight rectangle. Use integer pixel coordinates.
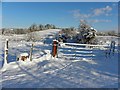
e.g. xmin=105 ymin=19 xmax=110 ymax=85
xmin=26 ymin=32 xmax=37 ymax=42
xmin=39 ymin=24 xmax=44 ymax=30
xmin=45 ymin=24 xmax=52 ymax=29
xmin=28 ymin=23 xmax=38 ymax=32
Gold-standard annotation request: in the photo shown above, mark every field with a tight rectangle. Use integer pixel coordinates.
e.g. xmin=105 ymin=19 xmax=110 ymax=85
xmin=0 ymin=29 xmax=119 ymax=88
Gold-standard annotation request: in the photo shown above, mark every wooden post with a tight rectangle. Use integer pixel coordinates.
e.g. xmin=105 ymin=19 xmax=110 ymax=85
xmin=30 ymin=43 xmax=33 ymax=61
xmin=74 ymin=46 xmax=76 ymax=59
xmin=4 ymin=39 xmax=8 ymax=65
xmin=111 ymin=41 xmax=115 ymax=55
xmin=52 ymin=40 xmax=58 ymax=57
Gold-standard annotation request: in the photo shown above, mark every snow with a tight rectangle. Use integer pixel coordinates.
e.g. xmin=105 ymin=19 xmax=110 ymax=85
xmin=0 ymin=29 xmax=119 ymax=88
xmin=20 ymin=53 xmax=29 ymax=56
xmin=64 ymin=43 xmax=110 ymax=47
xmin=53 ymin=39 xmax=58 ymax=42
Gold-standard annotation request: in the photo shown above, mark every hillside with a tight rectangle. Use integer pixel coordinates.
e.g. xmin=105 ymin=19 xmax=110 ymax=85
xmin=0 ymin=29 xmax=119 ymax=88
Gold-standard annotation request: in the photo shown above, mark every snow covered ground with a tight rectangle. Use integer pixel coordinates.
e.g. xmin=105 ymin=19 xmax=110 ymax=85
xmin=0 ymin=29 xmax=119 ymax=88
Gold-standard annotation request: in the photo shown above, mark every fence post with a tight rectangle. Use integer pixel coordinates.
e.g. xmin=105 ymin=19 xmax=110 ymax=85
xmin=111 ymin=41 xmax=115 ymax=55
xmin=4 ymin=39 xmax=8 ymax=65
xmin=30 ymin=43 xmax=33 ymax=61
xmin=52 ymin=40 xmax=58 ymax=57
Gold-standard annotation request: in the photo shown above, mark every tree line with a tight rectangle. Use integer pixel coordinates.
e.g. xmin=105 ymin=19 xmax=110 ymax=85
xmin=60 ymin=20 xmax=97 ymax=44
xmin=2 ymin=24 xmax=58 ymax=35
xmin=1 ymin=22 xmax=119 ymax=37
xmin=60 ymin=20 xmax=119 ymax=44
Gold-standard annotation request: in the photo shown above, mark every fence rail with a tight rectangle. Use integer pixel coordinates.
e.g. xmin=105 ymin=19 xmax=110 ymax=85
xmin=63 ymin=43 xmax=110 ymax=48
